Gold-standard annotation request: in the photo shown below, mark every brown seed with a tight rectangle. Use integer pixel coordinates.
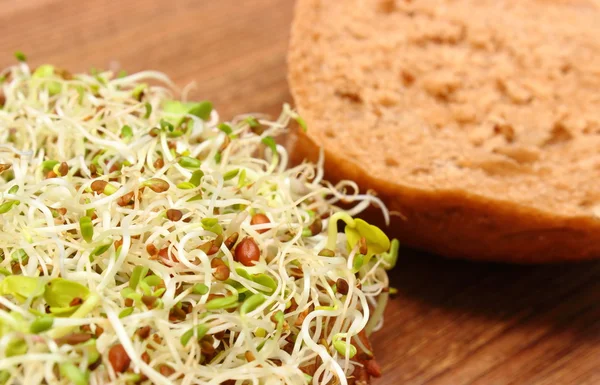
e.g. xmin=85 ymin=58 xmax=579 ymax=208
xmin=90 ymin=180 xmax=108 ymax=193
xmin=56 ymin=68 xmax=73 ymax=80
xmin=169 ymin=307 xmax=186 ymax=322
xmin=117 ymin=191 xmax=135 ymax=207
xmin=210 ymin=258 xmax=225 ymax=268
xmin=286 ymin=298 xmax=298 ymax=314
xmin=144 ymin=178 xmax=169 ymax=193
xmin=351 ymin=365 xmax=370 ymax=384
xmin=136 ymin=326 xmax=151 ymax=339
xmin=69 ymin=297 xmax=83 ymax=306
xmin=234 ymin=237 xmax=260 ymax=266
xmin=336 ymin=278 xmax=349 ymax=295
xmin=224 ymin=232 xmax=239 ymax=250
xmin=159 ymin=246 xmax=178 ymax=263
xmin=308 ymin=217 xmax=323 ymax=236
xmin=55 ymin=333 xmax=92 ymax=346
xmin=245 ymin=351 xmax=255 ymax=362
xmin=141 ymin=295 xmax=158 ymax=308
xmin=181 ymin=302 xmax=193 ymax=314
xmin=109 ymin=162 xmax=121 ymax=174
xmin=318 ymin=249 xmax=335 ymax=257
xmin=88 ymin=164 xmax=97 ymax=176
xmin=200 ymin=339 xmax=216 ymax=360
xmin=250 ymin=214 xmax=270 ymax=234
xmin=359 ymin=236 xmax=368 ymax=255
xmin=219 ymin=135 xmax=231 ymax=152
xmin=166 ymin=209 xmax=183 ymax=222
xmin=365 ymin=358 xmax=382 ymax=377
xmin=289 ymin=267 xmax=303 ymax=278
xmin=58 ymin=162 xmax=69 ymax=176
xmin=212 ymin=331 xmax=225 ymax=341
xmin=213 ymin=264 xmax=230 ymax=281
xmin=158 ymin=364 xmax=175 ymax=377
xmin=295 ymin=309 xmax=309 ymax=326
xmin=146 ymin=243 xmax=158 ymax=257
xmin=108 ymin=344 xmax=131 ymax=373
xmin=88 ymin=354 xmax=102 ymax=371
xmin=153 ymin=158 xmax=165 ymax=169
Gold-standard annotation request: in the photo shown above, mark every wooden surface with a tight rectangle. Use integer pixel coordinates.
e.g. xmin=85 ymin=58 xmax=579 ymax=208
xmin=1 ymin=1 xmax=599 ymax=384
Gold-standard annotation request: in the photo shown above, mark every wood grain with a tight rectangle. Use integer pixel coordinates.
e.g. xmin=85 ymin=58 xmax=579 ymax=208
xmin=1 ymin=1 xmax=599 ymax=384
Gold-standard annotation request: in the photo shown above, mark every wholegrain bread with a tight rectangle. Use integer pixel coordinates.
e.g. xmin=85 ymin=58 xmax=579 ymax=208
xmin=288 ymin=0 xmax=600 ymax=262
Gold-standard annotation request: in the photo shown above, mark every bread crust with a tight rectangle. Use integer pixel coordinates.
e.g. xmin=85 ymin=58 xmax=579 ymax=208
xmin=288 ymin=131 xmax=600 ymax=262
xmin=288 ymin=0 xmax=600 ymax=262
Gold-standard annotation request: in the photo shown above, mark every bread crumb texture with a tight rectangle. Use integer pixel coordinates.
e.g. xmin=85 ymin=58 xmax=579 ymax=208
xmin=289 ymin=0 xmax=600 ymax=217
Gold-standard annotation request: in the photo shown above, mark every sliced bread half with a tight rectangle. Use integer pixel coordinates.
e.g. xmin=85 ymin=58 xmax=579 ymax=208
xmin=288 ymin=0 xmax=600 ymax=262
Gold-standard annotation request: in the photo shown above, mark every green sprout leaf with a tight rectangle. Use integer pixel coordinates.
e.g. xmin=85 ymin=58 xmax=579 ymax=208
xmin=252 ymin=274 xmax=277 ymax=294
xmin=244 ymin=116 xmax=259 ymax=128
xmin=294 ymin=115 xmax=308 ymax=132
xmin=223 ymin=168 xmax=239 ymax=181
xmin=218 ymin=123 xmax=232 ymax=135
xmin=90 ymin=242 xmax=112 ymax=257
xmin=0 ymin=276 xmax=45 ymax=303
xmin=14 ymin=51 xmax=26 ymax=62
xmin=129 ymin=266 xmax=149 ymax=290
xmin=189 ymin=170 xmax=204 ymax=187
xmin=382 ymin=238 xmax=400 ymax=270
xmin=79 ymin=216 xmax=94 ymax=243
xmin=30 ymin=315 xmax=54 ymax=334
xmin=344 ymin=218 xmax=390 ymax=268
xmin=0 ymin=200 xmax=19 ymax=214
xmin=0 ymin=370 xmax=10 ymax=384
xmin=200 ymin=217 xmax=222 ymax=234
xmin=180 ymin=324 xmax=209 ymax=346
xmin=261 ymin=136 xmax=277 ymax=154
xmin=143 ymin=102 xmax=152 ymax=119
xmin=59 ymin=362 xmax=89 ymax=385
xmin=32 ymin=65 xmax=62 ymax=95
xmin=178 ymin=156 xmax=201 ymax=169
xmin=205 ymin=295 xmax=239 ymax=310
xmin=119 ymin=307 xmax=134 ymax=318
xmin=33 ymin=64 xmax=54 ymax=78
xmin=44 ymin=278 xmax=90 ymax=308
xmin=192 ymin=283 xmax=209 ymax=295
xmin=42 ymin=160 xmax=59 ymax=171
xmin=160 ymin=119 xmax=174 ymax=132
xmin=132 ymin=83 xmax=147 ymax=100
xmin=240 ymin=293 xmax=265 ymax=316
xmin=332 ymin=338 xmax=357 ymax=358
xmin=163 ymin=100 xmax=213 ymax=127
xmin=6 ymin=338 xmax=27 ymax=357
xmin=120 ymin=125 xmax=133 ymax=140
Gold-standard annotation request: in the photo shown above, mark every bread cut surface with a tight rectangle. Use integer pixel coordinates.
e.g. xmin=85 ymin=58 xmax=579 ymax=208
xmin=288 ymin=0 xmax=600 ymax=262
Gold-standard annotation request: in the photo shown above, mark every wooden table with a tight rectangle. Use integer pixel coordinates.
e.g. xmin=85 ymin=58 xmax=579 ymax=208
xmin=1 ymin=1 xmax=599 ymax=384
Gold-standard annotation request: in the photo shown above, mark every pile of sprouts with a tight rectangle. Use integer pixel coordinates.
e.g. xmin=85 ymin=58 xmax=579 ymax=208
xmin=0 ymin=53 xmax=399 ymax=385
